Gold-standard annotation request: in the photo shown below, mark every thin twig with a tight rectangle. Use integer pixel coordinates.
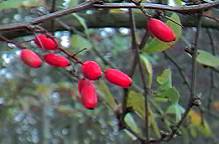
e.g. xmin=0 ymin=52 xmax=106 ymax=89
xmin=0 ymin=35 xmax=26 ymax=49
xmin=35 ymin=9 xmax=75 ymax=32
xmin=206 ymin=29 xmax=216 ymax=109
xmin=91 ymin=44 xmax=115 ymax=68
xmin=129 ymin=0 xmax=151 ymax=18
xmin=129 ymin=29 xmax=150 ymax=79
xmin=58 ymin=47 xmax=83 ymax=64
xmin=203 ymin=13 xmax=219 ymax=24
xmin=163 ymin=51 xmax=190 ymax=89
xmin=120 ymin=8 xmax=150 ymax=131
xmin=50 ymin=0 xmax=57 ymax=35
xmin=166 ymin=13 xmax=203 ymax=142
xmin=128 ymin=8 xmax=150 ymax=143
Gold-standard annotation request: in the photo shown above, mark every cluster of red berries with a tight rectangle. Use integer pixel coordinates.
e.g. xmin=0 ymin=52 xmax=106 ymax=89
xmin=20 ymin=34 xmax=70 ymax=68
xmin=79 ymin=61 xmax=132 ymax=109
xmin=19 ymin=18 xmax=174 ymax=110
xmin=76 ymin=18 xmax=174 ymax=110
xmin=19 ymin=33 xmax=132 ymax=110
xmin=147 ymin=18 xmax=176 ymax=42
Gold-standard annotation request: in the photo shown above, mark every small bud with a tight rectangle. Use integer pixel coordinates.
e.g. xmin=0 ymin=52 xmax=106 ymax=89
xmin=104 ymin=68 xmax=132 ymax=88
xmin=82 ymin=60 xmax=102 ymax=80
xmin=147 ymin=18 xmax=176 ymax=42
xmin=44 ymin=53 xmax=70 ymax=67
xmin=34 ymin=34 xmax=58 ymax=50
xmin=20 ymin=49 xmax=42 ymax=68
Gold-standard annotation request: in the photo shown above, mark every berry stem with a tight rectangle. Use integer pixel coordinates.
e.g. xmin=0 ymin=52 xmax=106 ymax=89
xmin=0 ymin=35 xmax=26 ymax=49
xmin=58 ymin=47 xmax=83 ymax=64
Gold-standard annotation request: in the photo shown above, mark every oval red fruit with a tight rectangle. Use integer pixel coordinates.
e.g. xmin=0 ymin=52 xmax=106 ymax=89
xmin=20 ymin=49 xmax=42 ymax=68
xmin=34 ymin=34 xmax=58 ymax=50
xmin=44 ymin=53 xmax=70 ymax=67
xmin=78 ymin=79 xmax=90 ymax=95
xmin=78 ymin=79 xmax=98 ymax=109
xmin=82 ymin=60 xmax=102 ymax=80
xmin=104 ymin=68 xmax=132 ymax=88
xmin=147 ymin=18 xmax=176 ymax=42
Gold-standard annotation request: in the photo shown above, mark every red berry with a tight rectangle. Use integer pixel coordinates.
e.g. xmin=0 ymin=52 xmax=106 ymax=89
xmin=82 ymin=60 xmax=102 ymax=80
xmin=147 ymin=18 xmax=176 ymax=42
xmin=78 ymin=79 xmax=98 ymax=109
xmin=43 ymin=53 xmax=70 ymax=67
xmin=78 ymin=79 xmax=90 ymax=95
xmin=104 ymin=68 xmax=132 ymax=88
xmin=34 ymin=34 xmax=58 ymax=50
xmin=20 ymin=49 xmax=42 ymax=68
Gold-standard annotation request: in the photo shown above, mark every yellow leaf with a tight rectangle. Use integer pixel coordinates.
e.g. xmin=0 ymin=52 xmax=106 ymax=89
xmin=188 ymin=110 xmax=201 ymax=126
xmin=109 ymin=9 xmax=127 ymax=14
xmin=187 ymin=110 xmax=213 ymax=137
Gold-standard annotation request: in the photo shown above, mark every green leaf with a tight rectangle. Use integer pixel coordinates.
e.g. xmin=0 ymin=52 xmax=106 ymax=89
xmin=188 ymin=110 xmax=213 ymax=137
xmin=96 ymin=80 xmax=117 ymax=110
xmin=166 ymin=103 xmax=185 ymax=122
xmin=56 ymin=105 xmax=75 ymax=115
xmin=72 ymin=13 xmax=89 ymax=35
xmin=143 ymin=13 xmax=182 ymax=53
xmin=196 ymin=50 xmax=219 ymax=68
xmin=155 ymin=69 xmax=182 ymax=106
xmin=168 ymin=0 xmax=183 ymax=6
xmin=124 ymin=113 xmax=142 ymax=136
xmin=154 ymin=97 xmax=169 ymax=103
xmin=127 ymin=91 xmax=145 ymax=118
xmin=175 ymin=0 xmax=183 ymax=5
xmin=36 ymin=84 xmax=52 ymax=97
xmin=166 ymin=87 xmax=180 ymax=104
xmin=0 ymin=0 xmax=42 ymax=10
xmin=149 ymin=113 xmax=161 ymax=138
xmin=157 ymin=68 xmax=172 ymax=88
xmin=199 ymin=121 xmax=213 ymax=137
xmin=67 ymin=0 xmax=79 ymax=7
xmin=127 ymin=91 xmax=161 ymax=137
xmin=71 ymin=35 xmax=92 ymax=50
xmin=189 ymin=125 xmax=198 ymax=138
xmin=140 ymin=54 xmax=153 ymax=88
xmin=156 ymin=87 xmax=180 ymax=104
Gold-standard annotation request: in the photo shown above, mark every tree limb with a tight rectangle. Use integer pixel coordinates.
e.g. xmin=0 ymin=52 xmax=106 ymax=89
xmin=0 ymin=1 xmax=218 ymax=40
xmin=94 ymin=2 xmax=219 ymax=13
xmin=0 ymin=12 xmax=218 ymax=40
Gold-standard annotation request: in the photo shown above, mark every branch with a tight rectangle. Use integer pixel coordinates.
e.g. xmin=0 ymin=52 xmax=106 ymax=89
xmin=128 ymin=8 xmax=150 ymax=143
xmin=93 ymin=2 xmax=219 ymax=14
xmin=163 ymin=51 xmax=190 ymax=89
xmin=166 ymin=13 xmax=203 ymax=142
xmin=206 ymin=29 xmax=216 ymax=109
xmin=0 ymin=13 xmax=218 ymax=40
xmin=0 ymin=0 xmax=98 ymax=31
xmin=0 ymin=1 xmax=219 ymax=39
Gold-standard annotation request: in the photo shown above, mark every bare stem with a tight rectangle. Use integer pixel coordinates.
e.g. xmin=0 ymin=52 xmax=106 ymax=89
xmin=166 ymin=13 xmax=203 ymax=142
xmin=128 ymin=8 xmax=150 ymax=143
xmin=163 ymin=51 xmax=190 ymax=89
xmin=206 ymin=29 xmax=216 ymax=109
